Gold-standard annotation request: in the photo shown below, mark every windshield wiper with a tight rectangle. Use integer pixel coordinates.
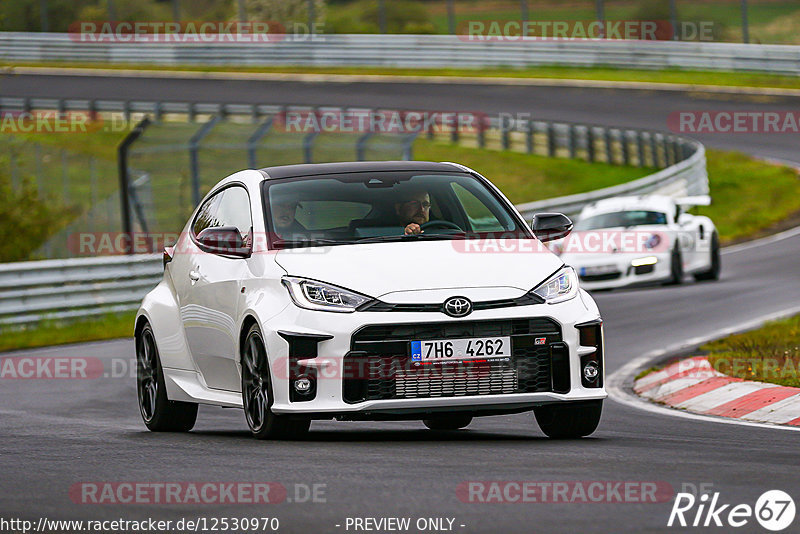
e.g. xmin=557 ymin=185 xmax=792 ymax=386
xmin=354 ymin=232 xmax=467 ymax=244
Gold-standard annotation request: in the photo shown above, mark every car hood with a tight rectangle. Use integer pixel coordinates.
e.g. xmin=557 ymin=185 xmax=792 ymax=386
xmin=273 ymin=239 xmax=563 ymax=300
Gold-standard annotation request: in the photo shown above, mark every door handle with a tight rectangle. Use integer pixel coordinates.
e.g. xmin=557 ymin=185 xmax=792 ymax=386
xmin=189 ymin=270 xmax=201 ymax=282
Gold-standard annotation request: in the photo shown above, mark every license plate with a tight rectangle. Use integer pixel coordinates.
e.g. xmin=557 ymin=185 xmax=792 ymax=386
xmin=580 ymin=264 xmax=618 ymax=276
xmin=410 ymin=337 xmax=511 ymax=362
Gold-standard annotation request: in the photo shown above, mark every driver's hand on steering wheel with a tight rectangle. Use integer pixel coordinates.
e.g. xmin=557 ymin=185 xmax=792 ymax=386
xmin=404 ymin=223 xmax=423 ymax=235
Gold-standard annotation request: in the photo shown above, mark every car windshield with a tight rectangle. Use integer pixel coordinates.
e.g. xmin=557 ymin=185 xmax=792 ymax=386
xmin=575 ymin=210 xmax=668 ymax=231
xmin=262 ymin=171 xmax=527 ymax=248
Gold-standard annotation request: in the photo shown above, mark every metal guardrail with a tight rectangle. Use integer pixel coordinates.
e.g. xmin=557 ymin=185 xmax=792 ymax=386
xmin=516 ymin=141 xmax=707 ymax=220
xmin=0 ymin=254 xmax=162 ymax=327
xmin=0 ymin=95 xmax=707 ymax=327
xmin=3 ymin=33 xmax=800 ymax=74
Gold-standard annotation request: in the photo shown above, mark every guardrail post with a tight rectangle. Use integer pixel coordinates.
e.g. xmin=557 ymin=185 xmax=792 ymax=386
xmin=649 ymin=133 xmax=658 ymax=167
xmin=636 ymin=131 xmax=645 ymax=167
xmin=61 ymin=150 xmax=69 ymax=204
xmin=662 ymin=135 xmax=671 ymax=167
xmin=621 ymin=130 xmax=630 ymax=166
xmin=153 ymin=101 xmax=163 ymax=122
xmin=586 ymin=126 xmax=595 ymax=162
xmin=501 ymin=121 xmax=511 ymax=151
xmin=88 ymin=99 xmax=98 ymax=122
xmin=247 ymin=117 xmax=274 ymax=168
xmin=547 ymin=123 xmax=556 ymax=157
xmin=303 ymin=132 xmax=319 ymax=163
xmin=356 ymin=132 xmax=374 ymax=161
xmin=402 ymin=132 xmax=417 ymax=160
xmin=526 ymin=120 xmax=534 ymax=154
xmin=189 ymin=102 xmax=197 ymax=122
xmin=604 ymin=128 xmax=613 ymax=164
xmin=123 ymin=100 xmax=131 ymax=123
xmin=568 ymin=125 xmax=577 ymax=159
xmin=118 ymin=117 xmax=151 ymax=254
xmin=189 ymin=115 xmax=220 ymax=207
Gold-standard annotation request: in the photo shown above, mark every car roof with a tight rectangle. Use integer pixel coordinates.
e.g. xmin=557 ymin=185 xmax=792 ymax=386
xmin=259 ymin=161 xmax=468 ymax=179
xmin=580 ymin=195 xmax=676 ymax=218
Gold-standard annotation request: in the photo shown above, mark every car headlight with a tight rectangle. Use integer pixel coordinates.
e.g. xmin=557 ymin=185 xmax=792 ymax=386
xmin=644 ymin=234 xmax=661 ymax=249
xmin=282 ymin=277 xmax=372 ymax=313
xmin=532 ymin=266 xmax=579 ymax=304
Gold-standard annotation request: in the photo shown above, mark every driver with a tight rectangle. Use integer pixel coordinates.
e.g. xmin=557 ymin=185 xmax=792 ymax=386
xmin=394 ymin=188 xmax=431 ymax=235
xmin=272 ymin=199 xmax=307 ymax=238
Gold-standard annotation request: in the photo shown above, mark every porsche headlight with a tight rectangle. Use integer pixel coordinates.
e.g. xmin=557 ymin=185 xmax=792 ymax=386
xmin=282 ymin=277 xmax=372 ymax=312
xmin=644 ymin=234 xmax=662 ymax=250
xmin=533 ymin=266 xmax=579 ymax=304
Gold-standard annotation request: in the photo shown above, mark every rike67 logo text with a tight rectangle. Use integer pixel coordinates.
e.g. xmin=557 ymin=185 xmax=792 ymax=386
xmin=668 ymin=490 xmax=795 ymax=531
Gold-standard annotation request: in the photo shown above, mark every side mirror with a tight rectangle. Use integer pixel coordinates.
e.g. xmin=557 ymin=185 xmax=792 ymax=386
xmin=196 ymin=226 xmax=251 ymax=258
xmin=531 ymin=213 xmax=573 ymax=243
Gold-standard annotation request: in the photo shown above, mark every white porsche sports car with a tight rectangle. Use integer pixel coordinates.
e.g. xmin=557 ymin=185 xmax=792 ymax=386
xmin=135 ymin=161 xmax=605 ymax=439
xmin=557 ymin=195 xmax=720 ymax=290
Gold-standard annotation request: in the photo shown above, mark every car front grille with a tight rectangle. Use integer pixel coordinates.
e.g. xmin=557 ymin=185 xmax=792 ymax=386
xmin=342 ymin=318 xmax=560 ymax=403
xmin=580 ymin=272 xmax=622 ymax=282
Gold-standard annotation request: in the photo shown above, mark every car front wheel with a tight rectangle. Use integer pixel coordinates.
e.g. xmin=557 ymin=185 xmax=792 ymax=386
xmin=241 ymin=324 xmax=310 ymax=440
xmin=136 ymin=322 xmax=198 ymax=432
xmin=534 ymin=400 xmax=602 ymax=438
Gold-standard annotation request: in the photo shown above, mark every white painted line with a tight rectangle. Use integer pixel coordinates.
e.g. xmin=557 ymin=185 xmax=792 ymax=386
xmin=607 ymin=304 xmax=800 ymax=432
xmin=723 ymin=224 xmax=800 ymax=255
xmin=743 ymin=394 xmax=800 ymax=425
xmin=645 ymin=377 xmax=712 ymax=401
xmin=674 ymin=381 xmax=772 ymax=411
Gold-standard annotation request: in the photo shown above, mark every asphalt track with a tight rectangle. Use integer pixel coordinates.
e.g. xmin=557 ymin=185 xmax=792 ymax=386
xmin=2 ymin=73 xmax=800 ymax=533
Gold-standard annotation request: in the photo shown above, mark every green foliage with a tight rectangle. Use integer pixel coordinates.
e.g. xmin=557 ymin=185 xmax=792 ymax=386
xmin=240 ymin=0 xmax=326 ymax=26
xmin=326 ymin=0 xmax=435 ymax=34
xmin=0 ymin=311 xmax=136 ymax=351
xmin=696 ymin=150 xmax=800 ymax=244
xmin=705 ymin=315 xmax=800 ymax=387
xmin=0 ymin=171 xmax=79 ymax=262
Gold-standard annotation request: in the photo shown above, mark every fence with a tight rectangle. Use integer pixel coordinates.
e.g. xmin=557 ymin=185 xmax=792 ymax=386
xmin=3 ymin=33 xmax=800 ymax=74
xmin=0 ymin=95 xmax=707 ymax=326
xmin=0 ymin=254 xmax=161 ymax=327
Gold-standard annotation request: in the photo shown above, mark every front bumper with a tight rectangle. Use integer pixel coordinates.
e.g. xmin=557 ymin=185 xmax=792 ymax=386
xmin=565 ymin=252 xmax=672 ymax=290
xmin=259 ymin=293 xmax=606 ymax=416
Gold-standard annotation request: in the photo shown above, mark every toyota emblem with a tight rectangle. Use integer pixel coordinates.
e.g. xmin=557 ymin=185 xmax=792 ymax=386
xmin=443 ymin=297 xmax=472 ymax=318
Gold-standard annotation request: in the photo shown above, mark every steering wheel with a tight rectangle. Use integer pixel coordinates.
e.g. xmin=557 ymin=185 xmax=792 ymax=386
xmin=421 ymin=220 xmax=463 ymax=232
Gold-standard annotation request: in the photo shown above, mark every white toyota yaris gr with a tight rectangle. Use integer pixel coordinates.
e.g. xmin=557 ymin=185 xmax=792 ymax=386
xmin=135 ymin=161 xmax=606 ymax=439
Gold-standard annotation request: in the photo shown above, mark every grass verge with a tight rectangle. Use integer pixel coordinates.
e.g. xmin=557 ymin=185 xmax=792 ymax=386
xmin=696 ymin=150 xmax=800 ymax=244
xmin=0 ymin=311 xmax=136 ymax=353
xmin=704 ymin=315 xmax=800 ymax=388
xmin=6 ymin=61 xmax=800 ymax=91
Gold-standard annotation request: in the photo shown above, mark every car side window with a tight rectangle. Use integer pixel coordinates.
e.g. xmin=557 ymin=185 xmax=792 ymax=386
xmin=450 ymin=182 xmax=509 ymax=232
xmin=192 ymin=186 xmax=252 ymax=244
